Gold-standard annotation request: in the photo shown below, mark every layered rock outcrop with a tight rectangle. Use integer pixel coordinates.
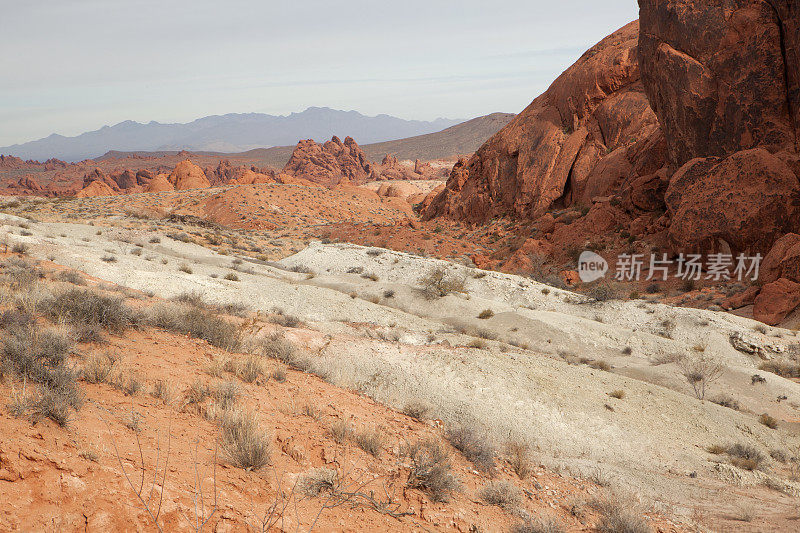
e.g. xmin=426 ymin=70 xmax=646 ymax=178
xmin=283 ymin=136 xmax=373 ymax=186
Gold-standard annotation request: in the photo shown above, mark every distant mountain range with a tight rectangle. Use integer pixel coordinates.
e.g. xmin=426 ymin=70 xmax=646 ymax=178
xmin=0 ymin=107 xmax=463 ymax=162
xmin=99 ymin=113 xmax=516 ymax=169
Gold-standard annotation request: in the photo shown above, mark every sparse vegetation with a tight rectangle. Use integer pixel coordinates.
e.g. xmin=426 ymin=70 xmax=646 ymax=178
xmin=146 ymin=303 xmax=241 ymax=350
xmin=477 ymin=309 xmax=494 ymax=319
xmin=759 ymin=413 xmax=778 ymax=429
xmin=679 ymin=353 xmax=724 ymax=400
xmin=480 ymin=480 xmax=522 ymax=509
xmin=505 ymin=441 xmax=532 ymax=479
xmin=219 ymin=407 xmax=270 ymax=471
xmin=405 ymin=439 xmax=459 ymax=502
xmin=419 ymin=266 xmax=466 ymax=299
xmin=43 ymin=288 xmax=135 ymax=333
xmin=353 ymin=427 xmax=384 ymax=457
xmin=446 ymin=425 xmax=495 ymax=471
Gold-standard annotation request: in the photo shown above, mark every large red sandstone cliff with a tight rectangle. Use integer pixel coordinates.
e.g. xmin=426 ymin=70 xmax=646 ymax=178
xmin=423 ymin=1 xmax=800 ymax=323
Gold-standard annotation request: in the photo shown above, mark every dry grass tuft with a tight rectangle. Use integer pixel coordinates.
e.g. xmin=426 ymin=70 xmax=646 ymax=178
xmin=446 ymin=425 xmax=495 ymax=471
xmin=405 ymin=439 xmax=460 ymax=502
xmin=219 ymin=407 xmax=270 ymax=471
xmin=479 ymin=480 xmax=522 ymax=509
xmin=353 ymin=427 xmax=384 ymax=457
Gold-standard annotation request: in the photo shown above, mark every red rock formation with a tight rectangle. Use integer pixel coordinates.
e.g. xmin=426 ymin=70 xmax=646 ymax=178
xmin=424 ymin=22 xmax=660 ymax=222
xmin=76 ymin=180 xmax=118 ymax=197
xmin=753 ymin=278 xmax=800 ymax=325
xmin=169 ymin=160 xmax=210 ymax=190
xmin=17 ymin=176 xmax=42 ymax=193
xmin=376 ymin=182 xmax=423 ymax=200
xmin=111 ymin=170 xmax=137 ymax=189
xmin=283 ymin=136 xmax=373 ymax=186
xmin=761 ymin=232 xmax=800 ymax=284
xmin=664 ymin=148 xmax=800 ymax=255
xmin=639 ymin=0 xmax=799 ymax=166
xmin=145 ymin=174 xmax=174 ymax=193
xmin=0 ymin=155 xmax=26 ymax=169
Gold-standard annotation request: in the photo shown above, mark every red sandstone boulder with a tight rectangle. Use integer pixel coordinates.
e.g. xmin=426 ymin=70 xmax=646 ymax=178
xmin=376 ymin=182 xmax=423 ymax=200
xmin=753 ymin=278 xmax=800 ymax=325
xmin=111 ymin=170 xmax=137 ymax=189
xmin=169 ymin=160 xmax=210 ymax=190
xmin=762 ymin=233 xmax=800 ymax=284
xmin=722 ymin=286 xmax=760 ymax=310
xmin=135 ymin=169 xmax=154 ymax=185
xmin=76 ymin=180 xmax=118 ymax=198
xmin=145 ymin=174 xmax=175 ymax=193
xmin=664 ymin=148 xmax=800 ymax=255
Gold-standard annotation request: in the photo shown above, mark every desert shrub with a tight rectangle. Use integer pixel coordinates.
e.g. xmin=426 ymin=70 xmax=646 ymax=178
xmin=505 ymin=441 xmax=532 ymax=479
xmin=251 ymin=332 xmax=299 ymax=366
xmin=0 ymin=309 xmax=35 ymax=329
xmin=759 ymin=413 xmax=779 ymax=429
xmin=446 ymin=425 xmax=495 ymax=471
xmin=758 ymin=360 xmax=800 ymax=378
xmin=679 ymin=354 xmax=724 ymax=400
xmin=584 ymin=282 xmax=618 ymax=303
xmin=232 ymin=355 xmax=264 ymax=383
xmin=727 ymin=443 xmax=766 ymax=470
xmin=513 ymin=518 xmax=565 ymax=533
xmin=2 ymin=326 xmax=78 ymax=394
xmin=150 ymin=379 xmax=172 ymax=404
xmin=405 ymin=439 xmax=459 ymax=502
xmin=353 ymin=427 xmax=384 ymax=457
xmin=271 ymin=368 xmax=286 ymax=382
xmin=183 ymin=380 xmax=212 ymax=412
xmin=146 ymin=304 xmax=241 ymax=350
xmin=178 ymin=263 xmax=193 ymax=274
xmin=81 ymin=353 xmax=115 ymax=384
xmin=329 ymin=420 xmax=353 ymax=444
xmin=112 ymin=371 xmax=143 ymax=396
xmin=419 ymin=267 xmax=466 ymax=299
xmin=644 ymin=283 xmax=661 ymax=294
xmin=361 ymin=272 xmax=379 ymax=282
xmin=402 ymin=400 xmax=431 ymax=421
xmin=477 ymin=309 xmax=494 ymax=319
xmin=11 ymin=243 xmax=29 ymax=254
xmin=383 ymin=289 xmax=395 ymax=298
xmin=12 ymin=385 xmax=74 ymax=427
xmin=770 ymin=448 xmax=789 ymax=463
xmin=2 ymin=257 xmax=41 ymax=289
xmin=219 ymin=408 xmax=270 ymax=471
xmin=709 ymin=395 xmax=740 ymax=411
xmin=299 ymin=467 xmax=339 ymax=497
xmin=609 ymin=390 xmax=626 ymax=399
xmin=101 ymin=255 xmax=117 ymax=263
xmin=223 ymin=272 xmax=239 ymax=281
xmin=213 ymin=380 xmax=241 ymax=411
xmin=43 ymin=288 xmax=135 ymax=334
xmin=596 ymin=502 xmax=651 ymax=533
xmin=268 ymin=312 xmax=300 ymax=328
xmin=56 ymin=270 xmax=85 ymax=285
xmin=480 ymin=480 xmax=522 ymax=509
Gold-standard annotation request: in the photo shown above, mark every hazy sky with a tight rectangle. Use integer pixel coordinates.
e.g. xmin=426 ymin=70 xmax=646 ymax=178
xmin=0 ymin=1 xmax=639 ymax=146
